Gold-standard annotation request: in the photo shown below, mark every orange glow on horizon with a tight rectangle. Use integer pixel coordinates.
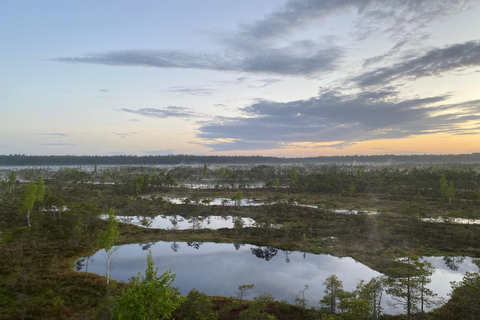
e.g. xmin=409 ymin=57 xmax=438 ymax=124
xmin=211 ymin=132 xmax=480 ymax=157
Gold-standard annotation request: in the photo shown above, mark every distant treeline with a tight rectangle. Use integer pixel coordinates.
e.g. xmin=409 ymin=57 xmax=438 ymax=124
xmin=1 ymin=153 xmax=480 ymax=166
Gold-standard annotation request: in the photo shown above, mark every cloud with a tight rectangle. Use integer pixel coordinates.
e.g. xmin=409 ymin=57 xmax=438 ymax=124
xmin=249 ymin=78 xmax=282 ymax=88
xmin=35 ymin=133 xmax=68 ymax=137
xmin=113 ymin=132 xmax=140 ymax=138
xmin=40 ymin=143 xmax=75 ymax=146
xmin=52 ymin=0 xmax=474 ymax=80
xmin=354 ymin=40 xmax=480 ymax=86
xmin=121 ymin=106 xmax=210 ymax=120
xmin=234 ymin=0 xmax=473 ymax=41
xmin=166 ymin=86 xmax=213 ymax=95
xmin=53 ymin=45 xmax=342 ymax=76
xmin=99 ymin=89 xmax=111 ymax=93
xmin=197 ymin=89 xmax=480 ymax=151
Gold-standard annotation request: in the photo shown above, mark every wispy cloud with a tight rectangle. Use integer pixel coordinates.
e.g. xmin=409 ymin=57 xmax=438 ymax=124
xmin=35 ymin=133 xmax=68 ymax=137
xmin=229 ymin=0 xmax=473 ymax=45
xmin=121 ymin=106 xmax=210 ymax=120
xmin=166 ymin=86 xmax=213 ymax=95
xmin=354 ymin=40 xmax=480 ymax=86
xmin=53 ymin=45 xmax=342 ymax=76
xmin=249 ymin=78 xmax=282 ymax=88
xmin=99 ymin=88 xmax=111 ymax=93
xmin=113 ymin=132 xmax=140 ymax=139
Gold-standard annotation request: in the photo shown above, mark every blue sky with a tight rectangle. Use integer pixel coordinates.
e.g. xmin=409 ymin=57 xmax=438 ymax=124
xmin=2 ymin=0 xmax=480 ymax=156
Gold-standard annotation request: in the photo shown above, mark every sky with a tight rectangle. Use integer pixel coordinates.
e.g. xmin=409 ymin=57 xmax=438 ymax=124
xmin=2 ymin=0 xmax=480 ymax=157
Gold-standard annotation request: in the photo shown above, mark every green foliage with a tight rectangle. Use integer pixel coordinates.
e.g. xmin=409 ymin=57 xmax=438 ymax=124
xmin=294 ymin=285 xmax=309 ymax=310
xmin=349 ymin=182 xmax=355 ymax=196
xmin=442 ymin=260 xmax=480 ymax=319
xmin=386 ymin=254 xmax=436 ymax=319
xmin=440 ymin=174 xmax=449 ymax=198
xmin=239 ymin=292 xmax=276 ymax=320
xmin=112 ymin=250 xmax=184 ymax=320
xmin=19 ymin=181 xmax=37 ymax=227
xmin=18 ymin=176 xmax=46 ymax=227
xmin=8 ymin=170 xmax=17 ymax=193
xmin=320 ymin=274 xmax=344 ymax=314
xmin=273 ymin=178 xmax=280 ymax=188
xmin=97 ymin=208 xmax=119 ymax=284
xmin=179 ymin=289 xmax=217 ymax=320
xmin=233 ymin=216 xmax=244 ymax=230
xmin=97 ymin=208 xmax=119 ymax=253
xmin=238 ymin=307 xmax=276 ymax=320
xmin=440 ymin=174 xmax=456 ymax=205
xmin=232 ymin=191 xmax=243 ymax=208
xmin=290 ymin=167 xmax=298 ymax=184
xmin=339 ymin=296 xmax=371 ymax=320
xmin=356 ymin=277 xmax=384 ymax=319
xmin=235 ymin=283 xmax=254 ymax=304
xmin=36 ymin=175 xmax=45 ymax=202
xmin=446 ymin=181 xmax=456 ymax=204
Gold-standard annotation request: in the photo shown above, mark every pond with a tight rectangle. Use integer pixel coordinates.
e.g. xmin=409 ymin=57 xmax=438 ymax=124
xmin=160 ymin=197 xmax=265 ymax=206
xmin=99 ymin=214 xmax=257 ymax=230
xmin=157 ymin=196 xmax=378 ymax=214
xmin=178 ymin=183 xmax=265 ymax=189
xmin=75 ymin=242 xmax=477 ymax=313
xmin=421 ymin=217 xmax=480 ymax=225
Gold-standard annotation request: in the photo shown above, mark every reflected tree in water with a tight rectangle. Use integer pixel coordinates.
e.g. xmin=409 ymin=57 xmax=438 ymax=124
xmin=204 ymin=216 xmax=212 ymax=226
xmin=169 ymin=215 xmax=181 ymax=231
xmin=233 ymin=243 xmax=245 ymax=251
xmin=187 ymin=241 xmax=203 ymax=250
xmin=75 ymin=255 xmax=95 ymax=278
xmin=171 ymin=242 xmax=180 ymax=252
xmin=140 ymin=242 xmax=155 ymax=251
xmin=251 ymin=246 xmax=278 ymax=261
xmin=188 ymin=216 xmax=203 ymax=230
xmin=443 ymin=256 xmax=466 ymax=271
xmin=75 ymin=258 xmax=85 ymax=272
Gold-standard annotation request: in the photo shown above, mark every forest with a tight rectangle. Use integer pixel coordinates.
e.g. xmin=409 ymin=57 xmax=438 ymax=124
xmin=1 ymin=161 xmax=480 ymax=319
xmin=2 ymin=153 xmax=480 ymax=166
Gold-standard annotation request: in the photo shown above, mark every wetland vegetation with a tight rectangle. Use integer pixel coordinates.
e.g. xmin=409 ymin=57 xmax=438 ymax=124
xmin=1 ymin=157 xmax=480 ymax=319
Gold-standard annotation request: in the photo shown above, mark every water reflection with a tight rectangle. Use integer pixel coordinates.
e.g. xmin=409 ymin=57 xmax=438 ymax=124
xmin=251 ymin=246 xmax=278 ymax=261
xmin=171 ymin=242 xmax=180 ymax=252
xmin=100 ymin=214 xmax=257 ymax=230
xmin=76 ymin=241 xmax=478 ymax=313
xmin=421 ymin=217 xmax=480 ymax=225
xmin=233 ymin=243 xmax=244 ymax=251
xmin=187 ymin=241 xmax=203 ymax=250
xmin=139 ymin=242 xmax=154 ymax=251
xmin=443 ymin=256 xmax=466 ymax=271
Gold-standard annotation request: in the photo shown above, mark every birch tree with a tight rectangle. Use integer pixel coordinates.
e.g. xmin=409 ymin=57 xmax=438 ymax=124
xmin=19 ymin=181 xmax=37 ymax=227
xmin=97 ymin=208 xmax=119 ymax=285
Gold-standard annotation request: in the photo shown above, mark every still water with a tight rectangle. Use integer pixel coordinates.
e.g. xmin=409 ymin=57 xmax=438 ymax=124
xmin=76 ymin=242 xmax=477 ymax=313
xmin=100 ymin=214 xmax=257 ymax=229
